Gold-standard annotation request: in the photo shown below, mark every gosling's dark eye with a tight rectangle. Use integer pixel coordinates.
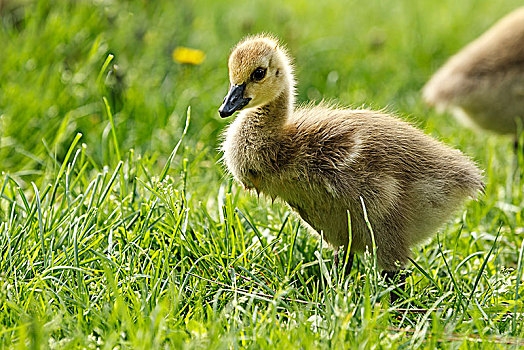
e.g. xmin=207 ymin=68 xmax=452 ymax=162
xmin=251 ymin=68 xmax=266 ymax=81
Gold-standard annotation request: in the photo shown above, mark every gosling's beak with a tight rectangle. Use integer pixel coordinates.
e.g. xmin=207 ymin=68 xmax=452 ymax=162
xmin=219 ymin=83 xmax=251 ymax=118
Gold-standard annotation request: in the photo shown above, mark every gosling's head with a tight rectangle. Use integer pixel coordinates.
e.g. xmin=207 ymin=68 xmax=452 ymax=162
xmin=219 ymin=35 xmax=294 ymax=118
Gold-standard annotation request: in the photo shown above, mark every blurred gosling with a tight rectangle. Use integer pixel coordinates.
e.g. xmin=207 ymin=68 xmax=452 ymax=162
xmin=219 ymin=35 xmax=484 ymax=301
xmin=423 ymin=7 xmax=524 ymax=139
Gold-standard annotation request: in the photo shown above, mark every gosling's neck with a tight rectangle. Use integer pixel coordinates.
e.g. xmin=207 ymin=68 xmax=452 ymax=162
xmin=228 ymin=86 xmax=294 ymax=180
xmin=240 ymin=86 xmax=294 ymax=130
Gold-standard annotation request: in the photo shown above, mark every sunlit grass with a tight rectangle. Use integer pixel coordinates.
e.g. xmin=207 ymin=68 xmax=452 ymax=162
xmin=1 ymin=0 xmax=524 ymax=348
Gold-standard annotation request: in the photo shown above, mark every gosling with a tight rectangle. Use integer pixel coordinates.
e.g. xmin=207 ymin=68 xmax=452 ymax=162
xmin=219 ymin=35 xmax=484 ymax=300
xmin=423 ymin=7 xmax=524 ymax=138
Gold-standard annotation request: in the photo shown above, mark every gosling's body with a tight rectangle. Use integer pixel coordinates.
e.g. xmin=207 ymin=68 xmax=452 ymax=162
xmin=423 ymin=7 xmax=524 ymax=135
xmin=221 ymin=35 xmax=483 ymax=272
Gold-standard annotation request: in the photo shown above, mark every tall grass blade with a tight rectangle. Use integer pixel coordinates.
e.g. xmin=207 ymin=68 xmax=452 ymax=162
xmin=159 ymin=106 xmax=191 ymax=182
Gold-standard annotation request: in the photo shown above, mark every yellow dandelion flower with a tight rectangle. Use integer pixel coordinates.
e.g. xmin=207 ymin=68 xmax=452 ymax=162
xmin=172 ymin=46 xmax=205 ymax=65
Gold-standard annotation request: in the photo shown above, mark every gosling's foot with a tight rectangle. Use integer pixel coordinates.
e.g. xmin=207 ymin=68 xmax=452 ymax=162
xmin=382 ymin=270 xmax=407 ymax=303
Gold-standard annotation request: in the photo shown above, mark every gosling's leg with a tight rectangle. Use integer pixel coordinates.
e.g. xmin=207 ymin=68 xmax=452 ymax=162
xmin=334 ymin=248 xmax=354 ymax=276
xmin=344 ymin=251 xmax=354 ymax=277
xmin=382 ymin=270 xmax=406 ymax=303
xmin=334 ymin=248 xmax=340 ymax=268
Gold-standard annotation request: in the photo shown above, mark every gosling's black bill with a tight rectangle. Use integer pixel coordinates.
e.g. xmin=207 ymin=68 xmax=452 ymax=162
xmin=219 ymin=83 xmax=251 ymax=118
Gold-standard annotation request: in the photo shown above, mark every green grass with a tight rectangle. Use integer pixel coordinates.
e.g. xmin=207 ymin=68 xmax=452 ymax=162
xmin=1 ymin=0 xmax=524 ymax=348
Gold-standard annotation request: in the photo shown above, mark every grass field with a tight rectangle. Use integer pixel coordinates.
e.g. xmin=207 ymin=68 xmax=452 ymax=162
xmin=2 ymin=0 xmax=524 ymax=348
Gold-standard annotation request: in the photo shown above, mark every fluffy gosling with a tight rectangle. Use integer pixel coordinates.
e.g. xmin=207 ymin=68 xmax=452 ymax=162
xmin=219 ymin=35 xmax=484 ymax=301
xmin=423 ymin=7 xmax=524 ymax=138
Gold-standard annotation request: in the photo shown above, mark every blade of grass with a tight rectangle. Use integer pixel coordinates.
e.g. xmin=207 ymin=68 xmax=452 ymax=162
xmin=159 ymin=106 xmax=191 ymax=182
xmin=513 ymin=237 xmax=524 ymax=334
xmin=31 ymin=182 xmax=46 ymax=267
xmin=461 ymin=224 xmax=502 ymax=322
xmin=102 ymin=97 xmax=120 ymax=162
